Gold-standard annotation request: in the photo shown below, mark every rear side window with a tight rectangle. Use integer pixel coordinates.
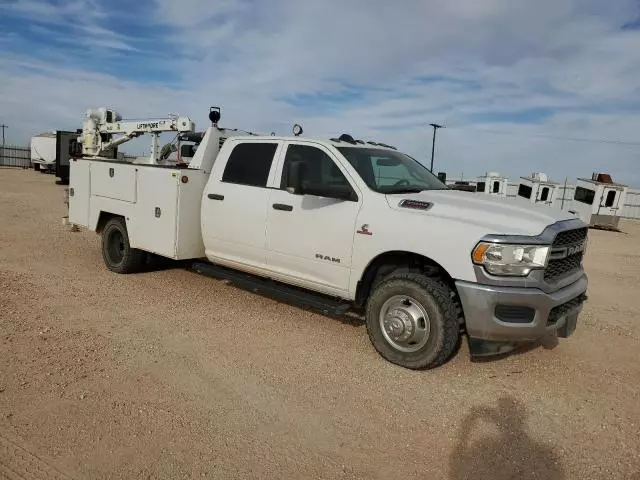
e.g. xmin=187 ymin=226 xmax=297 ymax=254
xmin=574 ymin=186 xmax=595 ymax=205
xmin=518 ymin=184 xmax=532 ymax=199
xmin=222 ymin=143 xmax=277 ymax=187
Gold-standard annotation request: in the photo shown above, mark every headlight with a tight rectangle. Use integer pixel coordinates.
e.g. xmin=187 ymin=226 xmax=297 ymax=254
xmin=472 ymin=242 xmax=550 ymax=277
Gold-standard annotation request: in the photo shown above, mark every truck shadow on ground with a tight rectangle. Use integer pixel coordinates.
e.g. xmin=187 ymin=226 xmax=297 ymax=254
xmin=449 ymin=396 xmax=565 ymax=480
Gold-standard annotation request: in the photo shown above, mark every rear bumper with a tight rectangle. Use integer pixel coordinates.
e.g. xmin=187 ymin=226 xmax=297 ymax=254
xmin=456 ymin=274 xmax=588 ymax=341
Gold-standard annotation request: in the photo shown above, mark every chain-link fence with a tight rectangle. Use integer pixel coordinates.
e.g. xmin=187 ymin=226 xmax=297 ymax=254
xmin=0 ymin=145 xmax=31 ymax=168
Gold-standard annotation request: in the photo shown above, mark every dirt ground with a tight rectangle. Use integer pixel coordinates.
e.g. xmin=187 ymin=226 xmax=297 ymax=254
xmin=0 ymin=168 xmax=638 ymax=479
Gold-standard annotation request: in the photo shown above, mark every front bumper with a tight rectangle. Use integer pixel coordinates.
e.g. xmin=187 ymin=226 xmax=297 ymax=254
xmin=456 ymin=274 xmax=588 ymax=341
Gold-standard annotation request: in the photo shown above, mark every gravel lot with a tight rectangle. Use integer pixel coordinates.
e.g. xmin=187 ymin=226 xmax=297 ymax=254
xmin=1 ymin=168 xmax=639 ymax=479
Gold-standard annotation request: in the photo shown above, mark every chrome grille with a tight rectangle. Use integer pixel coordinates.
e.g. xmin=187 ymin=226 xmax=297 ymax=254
xmin=545 ymin=227 xmax=587 ymax=281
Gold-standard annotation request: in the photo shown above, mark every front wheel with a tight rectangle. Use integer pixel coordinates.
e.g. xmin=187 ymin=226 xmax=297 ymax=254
xmin=365 ymin=272 xmax=460 ymax=369
xmin=101 ymin=217 xmax=146 ymax=274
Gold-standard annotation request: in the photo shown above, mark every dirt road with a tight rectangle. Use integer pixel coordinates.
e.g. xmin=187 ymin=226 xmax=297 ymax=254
xmin=1 ymin=169 xmax=639 ymax=479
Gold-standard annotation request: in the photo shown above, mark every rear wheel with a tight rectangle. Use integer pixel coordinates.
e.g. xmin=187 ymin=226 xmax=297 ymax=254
xmin=365 ymin=272 xmax=460 ymax=369
xmin=101 ymin=217 xmax=146 ymax=273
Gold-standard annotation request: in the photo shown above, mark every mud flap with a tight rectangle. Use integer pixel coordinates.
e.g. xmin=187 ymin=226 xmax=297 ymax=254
xmin=467 ymin=337 xmax=520 ymax=358
xmin=557 ymin=312 xmax=578 ymax=338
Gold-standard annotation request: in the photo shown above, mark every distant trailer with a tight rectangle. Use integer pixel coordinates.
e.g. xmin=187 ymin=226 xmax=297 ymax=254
xmin=30 ymin=132 xmax=57 ymax=173
xmin=516 ymin=173 xmax=560 ymax=207
xmin=55 ymin=130 xmax=79 ymax=185
xmin=30 ymin=130 xmax=76 ymax=183
xmin=475 ymin=172 xmax=508 ymax=197
xmin=571 ymin=173 xmax=627 ymax=230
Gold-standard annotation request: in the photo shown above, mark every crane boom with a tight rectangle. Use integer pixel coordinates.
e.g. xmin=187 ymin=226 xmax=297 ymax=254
xmin=81 ymin=107 xmax=195 ymax=164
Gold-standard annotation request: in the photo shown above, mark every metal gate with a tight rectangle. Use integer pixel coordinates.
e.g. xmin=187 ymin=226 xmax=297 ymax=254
xmin=0 ymin=145 xmax=31 ymax=168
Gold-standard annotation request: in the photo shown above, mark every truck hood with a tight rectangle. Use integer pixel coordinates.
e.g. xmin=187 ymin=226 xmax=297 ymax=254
xmin=385 ymin=190 xmax=577 ymax=237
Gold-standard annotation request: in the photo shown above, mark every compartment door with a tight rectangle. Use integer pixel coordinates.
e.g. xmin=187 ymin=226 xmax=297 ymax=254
xmin=68 ymin=159 xmax=91 ymax=227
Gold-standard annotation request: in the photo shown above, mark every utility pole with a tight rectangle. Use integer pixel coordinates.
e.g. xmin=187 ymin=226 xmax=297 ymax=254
xmin=0 ymin=124 xmax=6 ymax=165
xmin=429 ymin=123 xmax=444 ymax=172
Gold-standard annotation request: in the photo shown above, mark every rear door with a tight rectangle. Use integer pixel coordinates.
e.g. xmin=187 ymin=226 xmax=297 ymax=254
xmin=201 ymin=140 xmax=282 ymax=271
xmin=265 ymin=142 xmax=361 ymax=295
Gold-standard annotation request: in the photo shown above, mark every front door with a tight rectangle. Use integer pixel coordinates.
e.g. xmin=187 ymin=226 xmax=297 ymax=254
xmin=265 ymin=142 xmax=361 ymax=295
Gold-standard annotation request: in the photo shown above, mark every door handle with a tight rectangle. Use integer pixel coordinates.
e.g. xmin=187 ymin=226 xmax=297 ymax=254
xmin=272 ymin=203 xmax=293 ymax=211
xmin=207 ymin=193 xmax=224 ymax=200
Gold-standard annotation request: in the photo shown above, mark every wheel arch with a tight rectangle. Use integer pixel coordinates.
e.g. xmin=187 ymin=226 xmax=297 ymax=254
xmin=95 ymin=211 xmax=125 ymax=234
xmin=354 ymin=250 xmax=457 ymax=309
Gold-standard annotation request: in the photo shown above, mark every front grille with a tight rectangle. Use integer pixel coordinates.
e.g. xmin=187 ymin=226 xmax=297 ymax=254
xmin=547 ymin=293 xmax=587 ymax=325
xmin=553 ymin=227 xmax=588 ymax=247
xmin=545 ymin=253 xmax=582 ymax=280
xmin=544 ymin=227 xmax=588 ymax=281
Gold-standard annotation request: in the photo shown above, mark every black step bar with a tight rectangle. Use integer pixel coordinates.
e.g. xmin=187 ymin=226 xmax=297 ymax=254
xmin=191 ymin=262 xmax=351 ymax=316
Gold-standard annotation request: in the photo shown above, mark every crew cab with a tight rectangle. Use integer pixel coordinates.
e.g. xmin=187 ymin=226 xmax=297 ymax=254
xmin=68 ymin=111 xmax=588 ymax=369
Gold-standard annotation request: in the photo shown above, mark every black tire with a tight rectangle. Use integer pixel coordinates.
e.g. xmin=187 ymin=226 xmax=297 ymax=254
xmin=101 ymin=217 xmax=146 ymax=274
xmin=33 ymin=163 xmax=40 ymax=172
xmin=365 ymin=272 xmax=460 ymax=369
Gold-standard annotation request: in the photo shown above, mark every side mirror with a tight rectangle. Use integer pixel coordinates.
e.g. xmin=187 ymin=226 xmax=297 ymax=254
xmin=285 ymin=160 xmax=304 ymax=195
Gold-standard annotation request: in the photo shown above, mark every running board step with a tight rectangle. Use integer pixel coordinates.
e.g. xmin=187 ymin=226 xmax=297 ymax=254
xmin=191 ymin=262 xmax=351 ymax=316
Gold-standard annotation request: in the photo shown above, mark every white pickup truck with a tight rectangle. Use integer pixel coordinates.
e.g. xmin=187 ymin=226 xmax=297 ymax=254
xmin=68 ymin=108 xmax=589 ymax=369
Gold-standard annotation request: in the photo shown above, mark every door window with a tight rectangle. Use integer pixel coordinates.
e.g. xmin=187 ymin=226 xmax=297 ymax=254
xmin=605 ymin=190 xmax=616 ymax=207
xmin=281 ymin=144 xmax=351 ymax=190
xmin=540 ymin=187 xmax=550 ymax=202
xmin=493 ymin=181 xmax=500 ymax=193
xmin=476 ymin=182 xmax=486 ymax=193
xmin=222 ymin=143 xmax=278 ymax=187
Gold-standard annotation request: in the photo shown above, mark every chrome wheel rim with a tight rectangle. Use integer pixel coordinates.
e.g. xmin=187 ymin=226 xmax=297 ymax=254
xmin=379 ymin=295 xmax=430 ymax=352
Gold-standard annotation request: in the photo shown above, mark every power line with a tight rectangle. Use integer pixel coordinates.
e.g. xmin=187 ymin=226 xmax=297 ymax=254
xmin=467 ymin=127 xmax=640 ymax=147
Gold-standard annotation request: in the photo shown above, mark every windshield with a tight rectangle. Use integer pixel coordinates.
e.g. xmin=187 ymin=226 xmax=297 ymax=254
xmin=337 ymin=147 xmax=447 ymax=193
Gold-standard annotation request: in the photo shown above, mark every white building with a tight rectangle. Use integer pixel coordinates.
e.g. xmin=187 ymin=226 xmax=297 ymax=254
xmin=570 ymin=173 xmax=628 ymax=229
xmin=515 ymin=173 xmax=560 ymax=207
xmin=475 ymin=172 xmax=508 ymax=197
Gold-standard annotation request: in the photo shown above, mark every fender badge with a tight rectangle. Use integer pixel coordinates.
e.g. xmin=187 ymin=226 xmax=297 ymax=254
xmin=357 ymin=224 xmax=373 ymax=236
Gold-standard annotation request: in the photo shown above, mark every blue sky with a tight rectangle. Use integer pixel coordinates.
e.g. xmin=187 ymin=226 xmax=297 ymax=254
xmin=1 ymin=0 xmax=640 ymax=185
